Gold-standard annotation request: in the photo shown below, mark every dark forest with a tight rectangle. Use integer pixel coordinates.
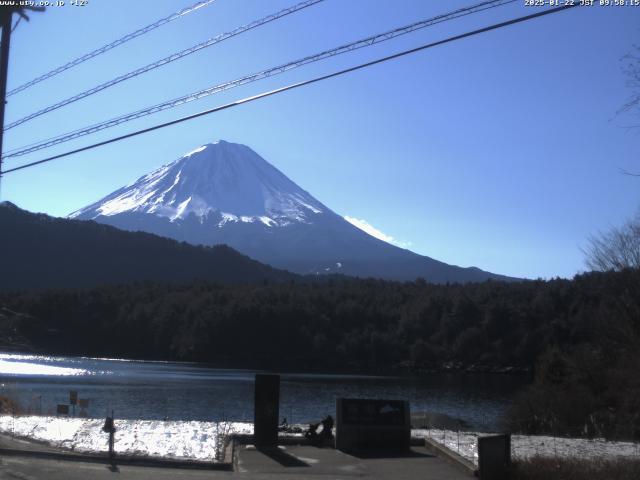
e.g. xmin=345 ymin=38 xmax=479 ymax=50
xmin=1 ymin=268 xmax=639 ymax=438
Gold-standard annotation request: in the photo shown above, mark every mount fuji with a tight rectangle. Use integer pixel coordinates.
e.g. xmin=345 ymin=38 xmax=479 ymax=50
xmin=70 ymin=140 xmax=513 ymax=283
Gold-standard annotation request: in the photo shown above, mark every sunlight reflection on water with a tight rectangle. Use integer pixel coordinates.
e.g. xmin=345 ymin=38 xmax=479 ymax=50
xmin=0 ymin=359 xmax=87 ymax=376
xmin=0 ymin=354 xmax=92 ymax=376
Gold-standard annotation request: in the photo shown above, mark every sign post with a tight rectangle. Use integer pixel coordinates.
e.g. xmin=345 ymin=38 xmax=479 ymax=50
xmin=335 ymin=398 xmax=410 ymax=453
xmin=69 ymin=390 xmax=78 ymax=416
xmin=102 ymin=410 xmax=116 ymax=465
xmin=478 ymin=434 xmax=511 ymax=480
xmin=78 ymin=398 xmax=90 ymax=417
xmin=254 ymin=374 xmax=280 ymax=447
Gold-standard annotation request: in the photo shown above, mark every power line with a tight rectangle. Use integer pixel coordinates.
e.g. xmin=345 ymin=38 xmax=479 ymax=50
xmin=3 ymin=0 xmax=515 ymax=160
xmin=6 ymin=0 xmax=217 ymax=98
xmin=1 ymin=4 xmax=577 ymax=176
xmin=4 ymin=0 xmax=324 ymax=131
xmin=3 ymin=0 xmax=512 ymax=156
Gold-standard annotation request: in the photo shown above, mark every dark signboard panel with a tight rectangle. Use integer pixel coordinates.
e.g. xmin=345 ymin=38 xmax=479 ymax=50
xmin=336 ymin=398 xmax=410 ymax=453
xmin=254 ymin=374 xmax=280 ymax=446
xmin=478 ymin=434 xmax=511 ymax=480
xmin=341 ymin=398 xmax=407 ymax=427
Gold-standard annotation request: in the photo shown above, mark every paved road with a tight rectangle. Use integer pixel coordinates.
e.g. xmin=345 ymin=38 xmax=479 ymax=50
xmin=0 ymin=436 xmax=472 ymax=480
xmin=237 ymin=444 xmax=472 ymax=479
xmin=0 ymin=455 xmax=220 ymax=480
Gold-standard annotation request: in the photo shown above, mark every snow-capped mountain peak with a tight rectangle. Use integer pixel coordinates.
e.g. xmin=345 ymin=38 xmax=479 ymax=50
xmin=69 ymin=140 xmax=513 ymax=283
xmin=70 ymin=140 xmax=325 ymax=227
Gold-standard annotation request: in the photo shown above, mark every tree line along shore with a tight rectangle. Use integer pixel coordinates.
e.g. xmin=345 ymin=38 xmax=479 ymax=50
xmin=0 ymin=267 xmax=638 ymax=440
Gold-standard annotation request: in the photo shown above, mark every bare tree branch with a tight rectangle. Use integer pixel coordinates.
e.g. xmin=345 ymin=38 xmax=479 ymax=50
xmin=583 ymin=212 xmax=640 ymax=271
xmin=618 ymin=45 xmax=640 ymax=117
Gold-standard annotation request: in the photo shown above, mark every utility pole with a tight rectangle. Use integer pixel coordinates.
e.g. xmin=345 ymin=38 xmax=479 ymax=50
xmin=0 ymin=6 xmax=44 ymax=195
xmin=0 ymin=8 xmax=12 ymax=195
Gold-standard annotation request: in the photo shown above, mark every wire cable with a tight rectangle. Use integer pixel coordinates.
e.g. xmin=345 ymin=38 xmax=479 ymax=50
xmin=1 ymin=4 xmax=578 ymax=176
xmin=3 ymin=0 xmax=515 ymax=159
xmin=5 ymin=0 xmax=324 ymax=131
xmin=6 ymin=0 xmax=218 ymax=98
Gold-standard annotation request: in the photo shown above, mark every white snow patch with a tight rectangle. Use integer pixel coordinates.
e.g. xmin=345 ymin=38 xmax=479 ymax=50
xmin=172 ymin=197 xmax=192 ymax=221
xmin=344 ymin=216 xmax=412 ymax=248
xmin=0 ymin=415 xmax=253 ymax=462
xmin=8 ymin=416 xmax=634 ymax=465
xmin=259 ymin=216 xmax=275 ymax=227
xmin=295 ymin=198 xmax=322 ymax=214
xmin=217 ymin=212 xmax=238 ymax=227
xmin=97 ymin=189 xmax=159 ymax=217
xmin=414 ymin=429 xmax=640 ymax=466
xmin=183 ymin=145 xmax=207 ymax=157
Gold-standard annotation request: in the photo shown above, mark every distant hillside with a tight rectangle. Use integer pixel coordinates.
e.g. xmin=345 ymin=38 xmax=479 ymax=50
xmin=0 ymin=202 xmax=297 ymax=290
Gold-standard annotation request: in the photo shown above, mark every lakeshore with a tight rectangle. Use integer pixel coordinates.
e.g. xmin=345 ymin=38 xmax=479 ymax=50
xmin=1 ymin=415 xmax=638 ymax=466
xmin=0 ymin=352 xmax=524 ymax=429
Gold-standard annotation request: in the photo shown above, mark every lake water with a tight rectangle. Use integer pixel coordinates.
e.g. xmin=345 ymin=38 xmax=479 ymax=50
xmin=0 ymin=352 xmax=527 ymax=430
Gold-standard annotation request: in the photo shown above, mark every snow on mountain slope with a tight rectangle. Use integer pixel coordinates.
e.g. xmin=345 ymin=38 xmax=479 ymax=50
xmin=70 ymin=140 xmax=515 ymax=283
xmin=70 ymin=140 xmax=325 ymax=227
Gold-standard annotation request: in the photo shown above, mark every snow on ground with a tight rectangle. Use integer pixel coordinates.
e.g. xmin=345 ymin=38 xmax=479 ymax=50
xmin=0 ymin=415 xmax=252 ymax=462
xmin=414 ymin=429 xmax=640 ymax=466
xmin=2 ymin=416 xmax=638 ymax=465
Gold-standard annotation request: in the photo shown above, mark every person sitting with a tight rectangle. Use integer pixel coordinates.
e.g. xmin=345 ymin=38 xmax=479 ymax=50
xmin=278 ymin=417 xmax=289 ymax=432
xmin=321 ymin=415 xmax=334 ymax=440
xmin=305 ymin=422 xmax=320 ymax=443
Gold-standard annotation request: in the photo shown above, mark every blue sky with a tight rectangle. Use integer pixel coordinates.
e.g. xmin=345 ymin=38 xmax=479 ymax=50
xmin=1 ymin=0 xmax=639 ymax=279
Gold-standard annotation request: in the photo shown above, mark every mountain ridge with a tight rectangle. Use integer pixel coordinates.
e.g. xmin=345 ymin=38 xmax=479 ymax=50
xmin=0 ymin=201 xmax=298 ymax=290
xmin=71 ymin=140 xmax=517 ymax=283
